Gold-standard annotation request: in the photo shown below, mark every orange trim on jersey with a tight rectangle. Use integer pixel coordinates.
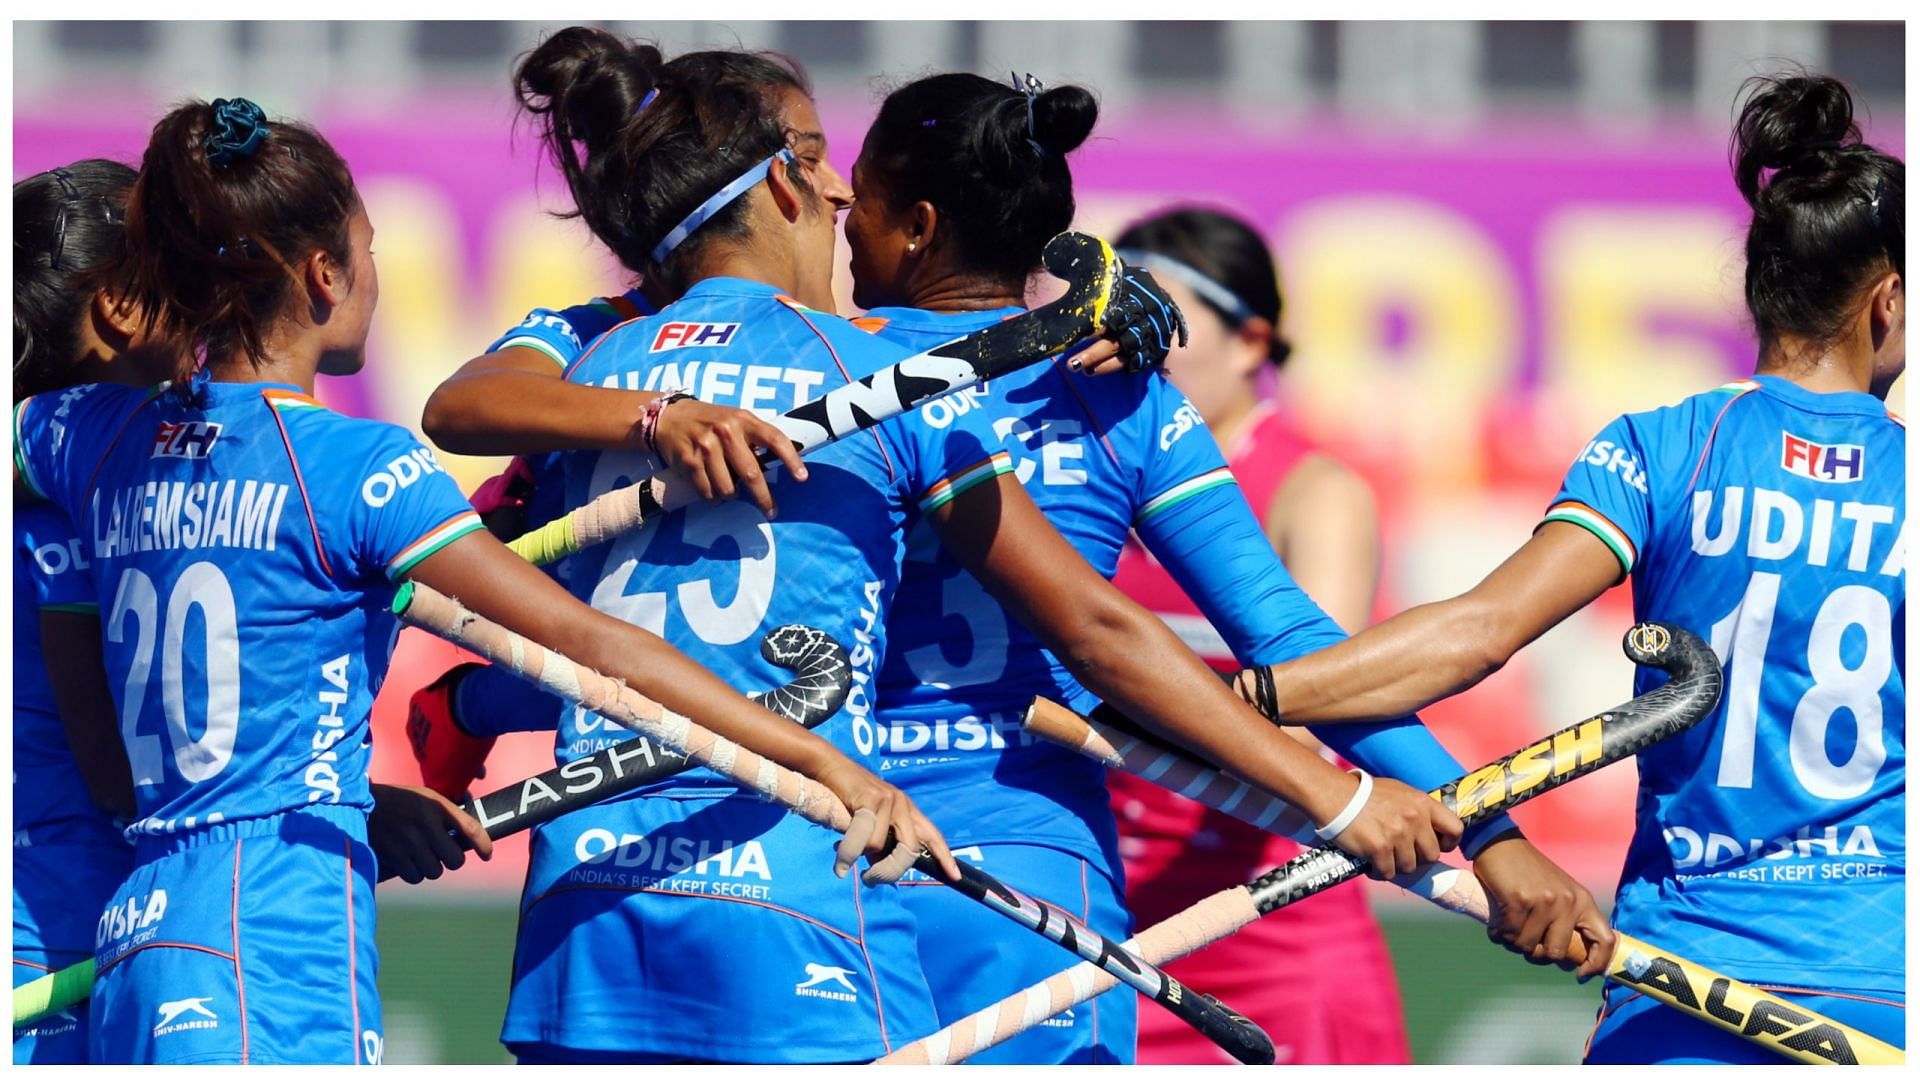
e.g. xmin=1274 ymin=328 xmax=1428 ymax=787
xmin=851 ymin=868 xmax=892 ymax=1052
xmin=1685 ymin=382 xmax=1763 ymax=492
xmin=344 ymin=837 xmax=360 ymax=1064
xmin=11 ymin=959 xmax=53 ymax=972
xmin=80 ymin=391 xmax=165 ymax=500
xmin=1886 ymin=406 xmax=1904 ymax=428
xmin=260 ymin=388 xmax=327 ymax=411
xmin=233 ymin=839 xmax=251 ymax=1064
xmin=849 ymin=315 xmax=892 ymax=335
xmin=263 ymin=393 xmax=335 ymax=580
xmin=96 ymin=939 xmax=239 ymax=974
xmin=775 ymin=298 xmax=897 ymax=482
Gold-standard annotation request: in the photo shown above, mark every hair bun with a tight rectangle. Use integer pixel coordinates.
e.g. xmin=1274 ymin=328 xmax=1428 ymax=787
xmin=1732 ymin=73 xmax=1861 ymax=207
xmin=205 ymin=98 xmax=270 ymax=168
xmin=1029 ymin=84 xmax=1097 ymax=158
xmin=516 ymin=26 xmax=663 ymax=154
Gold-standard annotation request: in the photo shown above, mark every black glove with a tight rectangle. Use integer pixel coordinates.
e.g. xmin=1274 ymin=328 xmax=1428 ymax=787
xmin=1100 ymin=264 xmax=1189 ymax=372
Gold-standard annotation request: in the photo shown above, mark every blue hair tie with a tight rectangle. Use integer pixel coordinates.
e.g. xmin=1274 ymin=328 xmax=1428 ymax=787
xmin=650 ymin=148 xmax=795 ymax=265
xmin=1011 ymin=72 xmax=1046 ymax=157
xmin=206 ymin=98 xmax=269 ymax=168
xmin=635 ymin=87 xmax=660 ymax=115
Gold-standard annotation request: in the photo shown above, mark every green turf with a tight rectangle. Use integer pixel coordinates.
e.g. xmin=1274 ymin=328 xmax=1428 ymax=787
xmin=374 ymin=899 xmax=1601 ymax=1064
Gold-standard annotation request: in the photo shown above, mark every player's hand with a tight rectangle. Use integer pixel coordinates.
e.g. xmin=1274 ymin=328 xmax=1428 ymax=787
xmin=1472 ymin=830 xmax=1615 ymax=978
xmin=369 ymin=782 xmax=493 ymax=885
xmin=470 ymin=455 xmax=539 ymax=540
xmin=1323 ymin=775 xmax=1463 ymax=881
xmin=1072 ymin=265 xmax=1187 ymax=375
xmin=650 ymin=397 xmax=808 ymax=518
xmin=812 ymin=756 xmax=961 ymax=886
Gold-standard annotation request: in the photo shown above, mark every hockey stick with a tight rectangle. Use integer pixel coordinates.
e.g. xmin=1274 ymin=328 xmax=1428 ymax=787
xmin=389 ymin=580 xmax=1276 ymax=1063
xmin=1024 ymin=695 xmax=1903 ymax=1066
xmin=446 ymin=624 xmax=850 ymax=844
xmin=878 ymin=621 xmax=1722 ymax=1064
xmin=1024 ymin=696 xmax=1489 ymax=920
xmin=11 ymin=961 xmax=94 ymax=1030
xmin=506 ymin=231 xmax=1121 ymax=566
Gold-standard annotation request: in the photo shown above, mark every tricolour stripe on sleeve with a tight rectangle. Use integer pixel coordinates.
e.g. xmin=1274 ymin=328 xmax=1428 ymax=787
xmin=386 ymin=512 xmax=487 ymax=580
xmin=1541 ymin=500 xmax=1636 ymax=575
xmin=13 ymin=399 xmax=47 ymax=499
xmin=40 ymin=602 xmax=99 ymax=615
xmin=918 ymin=453 xmax=1013 ymax=513
xmin=491 ymin=335 xmax=572 ymax=368
xmin=1136 ymin=467 xmax=1237 ymax=523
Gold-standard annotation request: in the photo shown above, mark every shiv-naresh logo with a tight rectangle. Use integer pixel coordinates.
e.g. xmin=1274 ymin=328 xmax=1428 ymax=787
xmin=152 ymin=996 xmax=218 ymax=1037
xmin=651 ymin=322 xmax=740 ymax=351
xmin=794 ymin=962 xmax=858 ymax=1002
xmin=1781 ymin=432 xmax=1865 ymax=483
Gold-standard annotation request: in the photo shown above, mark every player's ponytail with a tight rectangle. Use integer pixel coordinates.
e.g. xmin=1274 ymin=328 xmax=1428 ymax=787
xmin=862 ymin=72 xmax=1097 ymax=288
xmin=13 ymin=159 xmax=136 ymax=399
xmin=514 ymin=27 xmax=812 ymax=288
xmin=1116 ymin=207 xmax=1291 ymax=366
xmin=106 ymin=97 xmax=358 ymax=377
xmin=1730 ymin=71 xmax=1903 ymax=355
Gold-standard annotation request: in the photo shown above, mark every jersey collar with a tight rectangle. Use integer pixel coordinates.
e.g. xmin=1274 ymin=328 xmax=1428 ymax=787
xmin=860 ymin=305 xmax=1026 ymax=333
xmin=1749 ymin=374 xmax=1893 ymax=418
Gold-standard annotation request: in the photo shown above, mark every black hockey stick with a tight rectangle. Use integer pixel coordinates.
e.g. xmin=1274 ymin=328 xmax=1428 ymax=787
xmin=507 ymin=231 xmax=1124 ymax=565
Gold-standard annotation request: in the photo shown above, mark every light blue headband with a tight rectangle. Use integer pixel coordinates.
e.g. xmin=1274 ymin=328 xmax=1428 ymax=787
xmin=651 ymin=148 xmax=796 ymax=265
xmin=1115 ymin=247 xmax=1259 ymax=327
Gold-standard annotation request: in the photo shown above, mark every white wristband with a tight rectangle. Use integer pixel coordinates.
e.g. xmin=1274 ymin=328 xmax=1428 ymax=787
xmin=1313 ymin=768 xmax=1373 ymax=842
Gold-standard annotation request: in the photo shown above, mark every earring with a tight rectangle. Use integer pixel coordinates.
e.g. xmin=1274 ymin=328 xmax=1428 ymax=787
xmin=907 ymin=242 xmax=917 ymax=253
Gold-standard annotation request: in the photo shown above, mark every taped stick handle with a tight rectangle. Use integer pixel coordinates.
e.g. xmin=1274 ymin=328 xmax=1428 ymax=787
xmin=444 ymin=625 xmax=852 ymax=848
xmin=1022 ymin=696 xmax=1491 ymax=922
xmin=390 ymin=581 xmax=854 ymax=834
xmin=11 ymin=959 xmax=94 ymax=1029
xmin=393 ymin=584 xmax=1274 ymax=1061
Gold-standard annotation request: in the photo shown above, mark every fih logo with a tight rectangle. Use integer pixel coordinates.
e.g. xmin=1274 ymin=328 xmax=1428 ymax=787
xmin=152 ymin=420 xmax=223 ymax=459
xmin=1782 ymin=433 xmax=1866 ymax=483
xmin=794 ymin=962 xmax=859 ymax=1003
xmin=651 ymin=322 xmax=740 ymax=352
xmin=153 ymin=996 xmax=219 ymax=1037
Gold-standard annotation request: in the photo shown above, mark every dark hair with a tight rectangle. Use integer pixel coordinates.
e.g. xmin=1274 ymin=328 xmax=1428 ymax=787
xmin=515 ymin=26 xmax=813 ymax=288
xmin=104 ymin=98 xmax=359 ymax=375
xmin=1731 ymin=72 xmax=1904 ymax=358
xmin=14 ymin=159 xmax=136 ymax=399
xmin=1115 ymin=207 xmax=1291 ymax=366
xmin=861 ymin=72 xmax=1097 ymax=286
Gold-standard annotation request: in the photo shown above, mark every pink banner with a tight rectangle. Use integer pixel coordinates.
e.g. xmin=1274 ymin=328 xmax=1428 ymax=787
xmin=16 ymin=98 xmax=1900 ymax=896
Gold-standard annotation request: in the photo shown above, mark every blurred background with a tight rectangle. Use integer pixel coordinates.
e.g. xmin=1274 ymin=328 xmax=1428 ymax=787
xmin=13 ymin=18 xmax=1904 ymax=1064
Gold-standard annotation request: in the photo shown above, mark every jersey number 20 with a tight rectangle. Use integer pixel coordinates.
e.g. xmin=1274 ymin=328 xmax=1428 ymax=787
xmin=106 ymin=563 xmax=240 ymax=785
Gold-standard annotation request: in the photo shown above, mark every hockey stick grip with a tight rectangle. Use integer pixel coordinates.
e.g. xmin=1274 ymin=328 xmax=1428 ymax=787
xmin=392 ymin=583 xmax=1272 ymax=1061
xmin=1022 ymin=697 xmax=1490 ymax=921
xmin=11 ymin=959 xmax=94 ymax=1029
